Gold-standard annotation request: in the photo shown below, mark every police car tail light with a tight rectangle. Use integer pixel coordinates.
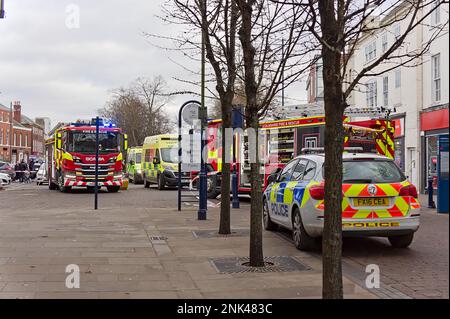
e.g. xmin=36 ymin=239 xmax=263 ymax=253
xmin=399 ymin=185 xmax=418 ymax=198
xmin=309 ymin=185 xmax=325 ymax=200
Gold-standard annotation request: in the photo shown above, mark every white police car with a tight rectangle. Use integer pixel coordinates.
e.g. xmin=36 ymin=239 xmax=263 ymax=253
xmin=263 ymin=152 xmax=421 ymax=250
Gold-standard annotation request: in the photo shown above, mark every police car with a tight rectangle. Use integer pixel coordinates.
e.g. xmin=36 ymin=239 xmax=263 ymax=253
xmin=263 ymin=150 xmax=421 ymax=251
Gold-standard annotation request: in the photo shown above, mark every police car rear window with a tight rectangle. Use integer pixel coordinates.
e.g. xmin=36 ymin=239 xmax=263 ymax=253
xmin=322 ymin=160 xmax=406 ymax=183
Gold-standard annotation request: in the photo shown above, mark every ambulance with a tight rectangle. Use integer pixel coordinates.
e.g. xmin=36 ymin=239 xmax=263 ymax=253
xmin=142 ymin=134 xmax=186 ymax=190
xmin=126 ymin=147 xmax=143 ymax=184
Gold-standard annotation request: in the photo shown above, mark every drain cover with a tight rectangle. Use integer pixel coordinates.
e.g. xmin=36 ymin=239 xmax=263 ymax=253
xmin=193 ymin=229 xmax=250 ymax=238
xmin=150 ymin=236 xmax=167 ymax=241
xmin=210 ymin=256 xmax=311 ymax=274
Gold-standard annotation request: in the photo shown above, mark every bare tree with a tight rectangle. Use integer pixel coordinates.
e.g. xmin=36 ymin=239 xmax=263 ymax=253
xmin=277 ymin=0 xmax=448 ymax=298
xmin=159 ymin=0 xmax=241 ymax=235
xmin=235 ymin=0 xmax=316 ymax=266
xmin=100 ymin=76 xmax=172 ymax=147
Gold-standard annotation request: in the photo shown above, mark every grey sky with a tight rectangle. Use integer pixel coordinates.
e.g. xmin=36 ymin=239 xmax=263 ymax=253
xmin=0 ymin=0 xmax=306 ymax=128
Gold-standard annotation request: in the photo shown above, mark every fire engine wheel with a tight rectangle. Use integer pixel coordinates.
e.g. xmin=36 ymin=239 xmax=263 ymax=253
xmin=157 ymin=174 xmax=166 ymax=190
xmin=206 ymin=175 xmax=219 ymax=199
xmin=388 ymin=233 xmax=414 ymax=248
xmin=292 ymin=207 xmax=317 ymax=251
xmin=107 ymin=186 xmax=120 ymax=193
xmin=58 ymin=173 xmax=71 ymax=193
xmin=263 ymin=197 xmax=277 ymax=231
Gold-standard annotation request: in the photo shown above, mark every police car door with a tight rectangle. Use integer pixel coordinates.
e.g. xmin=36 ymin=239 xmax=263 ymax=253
xmin=270 ymin=159 xmax=299 ymax=225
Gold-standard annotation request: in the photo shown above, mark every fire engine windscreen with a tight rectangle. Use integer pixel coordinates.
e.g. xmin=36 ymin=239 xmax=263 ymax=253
xmin=67 ymin=131 xmax=120 ymax=153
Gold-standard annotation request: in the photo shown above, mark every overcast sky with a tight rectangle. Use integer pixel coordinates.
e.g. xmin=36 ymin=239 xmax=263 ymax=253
xmin=0 ymin=0 xmax=307 ymax=128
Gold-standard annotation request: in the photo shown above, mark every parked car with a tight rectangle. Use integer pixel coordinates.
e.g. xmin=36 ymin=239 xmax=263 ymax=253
xmin=263 ymin=152 xmax=421 ymax=250
xmin=36 ymin=163 xmax=48 ymax=185
xmin=0 ymin=172 xmax=12 ymax=186
xmin=0 ymin=161 xmax=15 ymax=180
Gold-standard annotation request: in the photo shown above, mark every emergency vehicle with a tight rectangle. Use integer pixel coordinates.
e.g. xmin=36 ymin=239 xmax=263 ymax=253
xmin=263 ymin=150 xmax=420 ymax=250
xmin=142 ymin=134 xmax=188 ymax=189
xmin=46 ymin=120 xmax=128 ymax=193
xmin=200 ymin=110 xmax=395 ymax=198
xmin=126 ymin=147 xmax=143 ymax=184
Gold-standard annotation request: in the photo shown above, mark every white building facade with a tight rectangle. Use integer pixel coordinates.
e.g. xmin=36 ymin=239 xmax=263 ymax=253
xmin=347 ymin=2 xmax=449 ymax=191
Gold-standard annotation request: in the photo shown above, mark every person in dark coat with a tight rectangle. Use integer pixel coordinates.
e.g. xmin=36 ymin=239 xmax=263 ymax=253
xmin=14 ymin=162 xmax=20 ymax=181
xmin=19 ymin=160 xmax=28 ymax=183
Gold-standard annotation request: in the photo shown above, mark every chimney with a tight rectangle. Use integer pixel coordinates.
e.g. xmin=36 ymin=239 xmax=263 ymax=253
xmin=13 ymin=101 xmax=21 ymax=122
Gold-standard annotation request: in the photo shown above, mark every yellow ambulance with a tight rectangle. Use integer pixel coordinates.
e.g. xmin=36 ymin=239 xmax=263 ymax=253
xmin=142 ymin=134 xmax=182 ymax=190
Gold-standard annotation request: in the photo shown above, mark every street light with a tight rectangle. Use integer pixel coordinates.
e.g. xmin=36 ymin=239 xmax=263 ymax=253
xmin=197 ymin=0 xmax=208 ymax=220
xmin=1 ymin=0 xmax=5 ymax=19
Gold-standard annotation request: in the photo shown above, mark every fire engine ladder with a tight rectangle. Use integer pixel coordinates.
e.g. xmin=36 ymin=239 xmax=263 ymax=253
xmin=275 ymin=103 xmax=395 ymax=119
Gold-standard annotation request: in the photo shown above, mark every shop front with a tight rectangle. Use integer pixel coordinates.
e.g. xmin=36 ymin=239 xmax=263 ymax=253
xmin=392 ymin=116 xmax=405 ymax=173
xmin=421 ymin=106 xmax=449 ymax=192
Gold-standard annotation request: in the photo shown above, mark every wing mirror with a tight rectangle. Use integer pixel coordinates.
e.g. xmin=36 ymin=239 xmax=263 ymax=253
xmin=153 ymin=157 xmax=160 ymax=165
xmin=267 ymin=173 xmax=278 ymax=185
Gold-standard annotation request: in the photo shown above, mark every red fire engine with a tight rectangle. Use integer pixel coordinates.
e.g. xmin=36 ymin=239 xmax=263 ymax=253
xmin=45 ymin=120 xmax=128 ymax=193
xmin=200 ymin=114 xmax=394 ymax=198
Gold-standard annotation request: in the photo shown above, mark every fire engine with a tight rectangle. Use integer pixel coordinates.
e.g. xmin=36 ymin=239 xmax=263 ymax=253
xmin=199 ymin=106 xmax=395 ymax=198
xmin=45 ymin=120 xmax=128 ymax=193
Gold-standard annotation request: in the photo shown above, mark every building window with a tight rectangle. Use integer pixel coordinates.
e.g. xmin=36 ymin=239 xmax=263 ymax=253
xmin=383 ymin=76 xmax=389 ymax=106
xmin=365 ymin=41 xmax=377 ymax=62
xmin=366 ymin=80 xmax=377 ymax=107
xmin=0 ymin=128 xmax=3 ymax=145
xmin=382 ymin=33 xmax=388 ymax=52
xmin=25 ymin=135 xmax=28 ymax=147
xmin=14 ymin=133 xmax=17 ymax=146
xmin=431 ymin=2 xmax=441 ymax=26
xmin=432 ymin=53 xmax=441 ymax=102
xmin=394 ymin=24 xmax=401 ymax=40
xmin=395 ymin=69 xmax=401 ymax=88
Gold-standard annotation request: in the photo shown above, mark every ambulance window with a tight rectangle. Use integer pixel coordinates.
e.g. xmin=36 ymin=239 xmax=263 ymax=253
xmin=292 ymin=159 xmax=308 ymax=181
xmin=135 ymin=153 xmax=142 ymax=163
xmin=303 ymin=161 xmax=317 ymax=181
xmin=279 ymin=159 xmax=298 ymax=182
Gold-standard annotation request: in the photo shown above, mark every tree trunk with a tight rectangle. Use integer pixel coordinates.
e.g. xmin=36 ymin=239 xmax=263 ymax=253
xmin=219 ymin=96 xmax=232 ymax=235
xmin=318 ymin=0 xmax=345 ymax=299
xmin=237 ymin=0 xmax=264 ymax=267
xmin=322 ymin=102 xmax=344 ymax=299
xmin=249 ymin=114 xmax=264 ymax=267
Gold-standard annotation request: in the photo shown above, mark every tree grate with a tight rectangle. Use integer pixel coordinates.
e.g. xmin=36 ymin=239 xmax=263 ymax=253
xmin=192 ymin=229 xmax=250 ymax=238
xmin=210 ymin=256 xmax=311 ymax=274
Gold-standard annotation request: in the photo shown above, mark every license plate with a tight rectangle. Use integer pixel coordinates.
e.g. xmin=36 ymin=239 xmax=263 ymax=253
xmin=354 ymin=197 xmax=389 ymax=207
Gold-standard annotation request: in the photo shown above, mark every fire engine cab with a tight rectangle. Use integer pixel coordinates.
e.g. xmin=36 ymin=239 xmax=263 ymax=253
xmin=45 ymin=120 xmax=128 ymax=193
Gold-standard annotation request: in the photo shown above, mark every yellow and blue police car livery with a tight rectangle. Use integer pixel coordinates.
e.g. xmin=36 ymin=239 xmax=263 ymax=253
xmin=263 ymin=153 xmax=421 ymax=251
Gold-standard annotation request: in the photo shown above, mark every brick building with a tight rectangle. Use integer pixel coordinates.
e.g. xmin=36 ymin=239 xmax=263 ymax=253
xmin=0 ymin=101 xmax=45 ymax=163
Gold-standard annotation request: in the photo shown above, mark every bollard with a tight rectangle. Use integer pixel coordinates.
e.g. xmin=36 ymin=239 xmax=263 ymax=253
xmin=428 ymin=177 xmax=436 ymax=208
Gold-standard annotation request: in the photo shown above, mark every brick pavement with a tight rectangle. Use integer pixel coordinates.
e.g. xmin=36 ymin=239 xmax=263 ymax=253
xmin=0 ymin=184 xmax=376 ymax=299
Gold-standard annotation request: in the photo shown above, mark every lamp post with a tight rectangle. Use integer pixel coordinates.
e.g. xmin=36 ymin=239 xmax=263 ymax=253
xmin=0 ymin=0 xmax=5 ymax=19
xmin=197 ymin=0 xmax=208 ymax=220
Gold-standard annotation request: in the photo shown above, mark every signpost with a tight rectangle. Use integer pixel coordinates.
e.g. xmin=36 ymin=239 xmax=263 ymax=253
xmin=178 ymin=101 xmax=203 ymax=213
xmin=94 ymin=117 xmax=100 ymax=210
xmin=437 ymin=135 xmax=449 ymax=213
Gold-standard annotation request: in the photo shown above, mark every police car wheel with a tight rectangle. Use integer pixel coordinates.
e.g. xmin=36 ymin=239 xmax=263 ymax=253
xmin=292 ymin=208 xmax=316 ymax=251
xmin=263 ymin=198 xmax=277 ymax=231
xmin=388 ymin=233 xmax=414 ymax=248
